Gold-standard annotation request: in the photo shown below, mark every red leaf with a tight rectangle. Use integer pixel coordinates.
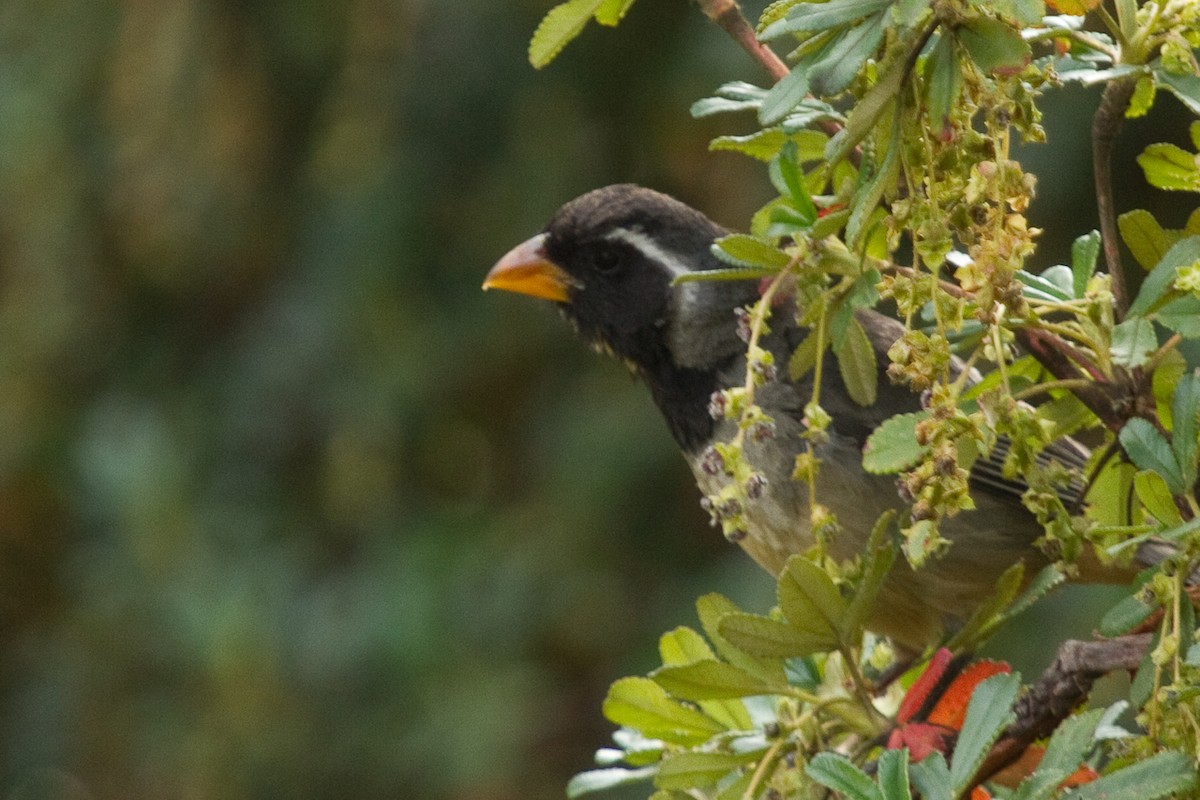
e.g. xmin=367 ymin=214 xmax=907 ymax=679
xmin=898 ymin=648 xmax=954 ymax=724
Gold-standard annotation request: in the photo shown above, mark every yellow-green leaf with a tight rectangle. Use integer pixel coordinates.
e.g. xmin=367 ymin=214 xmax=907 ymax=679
xmin=602 ymin=677 xmax=725 ymax=745
xmin=836 ymin=315 xmax=878 ymax=406
xmin=529 ymin=0 xmax=603 ymax=69
xmin=594 ymin=0 xmax=636 ymax=25
xmin=1134 ymin=469 xmax=1183 ymax=526
xmin=1118 ymin=209 xmax=1171 ymax=271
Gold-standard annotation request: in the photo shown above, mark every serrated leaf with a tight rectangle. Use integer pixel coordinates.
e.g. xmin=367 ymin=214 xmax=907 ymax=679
xmin=788 ymin=328 xmax=825 ymax=381
xmin=950 ymin=672 xmax=1020 ymax=793
xmin=713 ymin=235 xmax=792 ymax=270
xmin=1110 ymin=317 xmax=1157 ymax=367
xmin=1158 ymin=69 xmax=1200 ymax=118
xmin=836 ymin=315 xmax=878 ymax=406
xmin=778 ymin=142 xmax=818 ymax=224
xmin=529 ymin=0 xmax=603 ymax=69
xmin=846 ymin=115 xmax=900 ymax=249
xmin=760 ymin=0 xmax=893 ymax=38
xmin=863 ymin=412 xmax=930 ymax=473
xmin=659 ymin=626 xmax=715 ymax=666
xmin=956 ymin=16 xmax=1031 ymax=76
xmin=1170 ymin=370 xmax=1200 ymax=488
xmin=1071 ymin=230 xmax=1101 ymax=296
xmin=691 ymin=96 xmax=762 ymax=117
xmin=826 ymin=41 xmax=913 ymax=164
xmin=1068 ymin=750 xmax=1198 ymax=800
xmin=568 ymin=766 xmax=658 ymax=798
xmin=1156 ymin=295 xmax=1200 ymax=336
xmin=1138 ymin=143 xmax=1200 ymax=192
xmin=778 ymin=556 xmax=848 ymax=646
xmin=1118 ymin=209 xmax=1171 ymax=271
xmin=876 ymin=748 xmax=910 ymax=800
xmin=1134 ymin=470 xmax=1183 ymax=526
xmin=594 ymin=0 xmax=636 ymax=25
xmin=844 ymin=510 xmax=898 ymax=639
xmin=696 ymin=593 xmax=787 ymax=685
xmin=1119 ymin=418 xmax=1184 ymax=495
xmin=1038 ymin=707 xmax=1104 ymax=775
xmin=808 ymin=12 xmax=887 ymax=97
xmin=925 ymin=33 xmax=961 ymax=140
xmin=1128 ymin=236 xmax=1200 ymax=317
xmin=910 ymin=753 xmax=954 ymax=800
xmin=759 ymin=65 xmax=811 ymax=126
xmin=718 ymin=612 xmax=829 ymax=658
xmin=603 ymin=677 xmax=726 ymax=745
xmin=651 ymin=660 xmax=778 ymax=700
xmin=655 ymin=751 xmax=760 ymax=791
xmin=806 ymin=753 xmax=883 ymax=800
xmin=1004 ymin=563 xmax=1065 ymax=621
xmin=1099 ymin=591 xmax=1158 ymax=637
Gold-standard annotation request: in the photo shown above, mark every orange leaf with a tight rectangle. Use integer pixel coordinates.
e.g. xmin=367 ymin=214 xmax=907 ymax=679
xmin=926 ymin=660 xmax=1011 ymax=730
xmin=898 ymin=648 xmax=954 ymax=723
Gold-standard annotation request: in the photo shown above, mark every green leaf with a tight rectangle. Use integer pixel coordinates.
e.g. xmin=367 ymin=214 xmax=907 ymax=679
xmin=1038 ymin=707 xmax=1104 ymax=776
xmin=603 ymin=677 xmax=726 ymax=745
xmin=713 ymin=235 xmax=792 ymax=270
xmin=760 ymin=0 xmax=893 ymax=38
xmin=826 ymin=40 xmax=913 ymax=164
xmin=925 ymin=33 xmax=961 ymax=140
xmin=945 ymin=562 xmax=1024 ymax=651
xmin=659 ymin=626 xmax=715 ymax=666
xmin=808 ymin=12 xmax=887 ymax=97
xmin=863 ymin=412 xmax=930 ymax=473
xmin=1099 ymin=592 xmax=1158 ymax=637
xmin=777 ymin=142 xmax=818 ymax=223
xmin=1158 ymin=69 xmax=1200 ymax=118
xmin=788 ymin=328 xmax=825 ymax=381
xmin=1170 ymin=370 xmax=1200 ymax=488
xmin=1157 ymin=296 xmax=1200 ymax=336
xmin=844 ymin=510 xmax=898 ymax=646
xmin=950 ymin=672 xmax=1020 ymax=793
xmin=655 ymin=751 xmax=760 ymax=790
xmin=529 ymin=0 xmax=603 ymax=69
xmin=1118 ymin=209 xmax=1171 ymax=271
xmin=910 ymin=753 xmax=953 ymax=800
xmin=759 ymin=65 xmax=811 ymax=126
xmin=651 ymin=659 xmax=778 ymax=700
xmin=1119 ymin=418 xmax=1185 ymax=495
xmin=594 ymin=0 xmax=636 ymax=25
xmin=876 ymin=748 xmax=911 ymax=800
xmin=1134 ymin=470 xmax=1184 ymax=526
xmin=1129 ymin=630 xmax=1157 ymax=708
xmin=1138 ymin=143 xmax=1200 ymax=192
xmin=846 ymin=115 xmax=900 ymax=249
xmin=956 ymin=16 xmax=1031 ymax=76
xmin=1110 ymin=317 xmax=1158 ymax=367
xmin=710 ymin=129 xmax=827 ymax=162
xmin=1071 ymin=230 xmax=1101 ymax=296
xmin=718 ymin=612 xmax=830 ymax=658
xmin=696 ymin=593 xmax=787 ymax=685
xmin=1128 ymin=236 xmax=1200 ymax=317
xmin=778 ymin=556 xmax=848 ymax=646
xmin=1068 ymin=750 xmax=1198 ymax=800
xmin=1004 ymin=563 xmax=1066 ymax=621
xmin=806 ymin=753 xmax=883 ymax=800
xmin=568 ymin=766 xmax=658 ymax=798
xmin=836 ymin=315 xmax=878 ymax=406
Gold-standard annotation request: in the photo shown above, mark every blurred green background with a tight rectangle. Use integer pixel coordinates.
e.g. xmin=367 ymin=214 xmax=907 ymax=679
xmin=0 ymin=2 xmax=1193 ymax=798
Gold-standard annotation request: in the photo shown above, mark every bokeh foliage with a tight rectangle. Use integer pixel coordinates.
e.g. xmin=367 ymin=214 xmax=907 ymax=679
xmin=0 ymin=1 xmax=1192 ymax=799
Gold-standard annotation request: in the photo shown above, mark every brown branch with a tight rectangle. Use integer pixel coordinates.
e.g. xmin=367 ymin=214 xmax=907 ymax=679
xmin=695 ymin=0 xmax=789 ymax=81
xmin=1013 ymin=327 xmax=1129 ymax=433
xmin=1092 ymin=78 xmax=1137 ymax=321
xmin=971 ymin=634 xmax=1152 ymax=789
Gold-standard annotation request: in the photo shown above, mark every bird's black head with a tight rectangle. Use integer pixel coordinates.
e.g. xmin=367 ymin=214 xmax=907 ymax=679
xmin=485 ymin=184 xmax=759 ymax=374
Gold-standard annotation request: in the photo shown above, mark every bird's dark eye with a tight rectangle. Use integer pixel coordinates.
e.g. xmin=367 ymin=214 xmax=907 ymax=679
xmin=593 ymin=248 xmax=622 ymax=275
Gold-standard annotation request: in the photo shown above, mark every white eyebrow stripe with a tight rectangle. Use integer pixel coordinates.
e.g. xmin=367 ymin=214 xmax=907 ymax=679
xmin=603 ymin=228 xmax=693 ymax=279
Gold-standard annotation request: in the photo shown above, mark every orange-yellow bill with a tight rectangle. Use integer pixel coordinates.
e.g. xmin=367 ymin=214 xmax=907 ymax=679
xmin=482 ymin=233 xmax=575 ymax=303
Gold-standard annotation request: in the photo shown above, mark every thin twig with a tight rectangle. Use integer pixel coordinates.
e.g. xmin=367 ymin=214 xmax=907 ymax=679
xmin=1092 ymin=78 xmax=1137 ymax=320
xmin=695 ymin=0 xmax=789 ymax=81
